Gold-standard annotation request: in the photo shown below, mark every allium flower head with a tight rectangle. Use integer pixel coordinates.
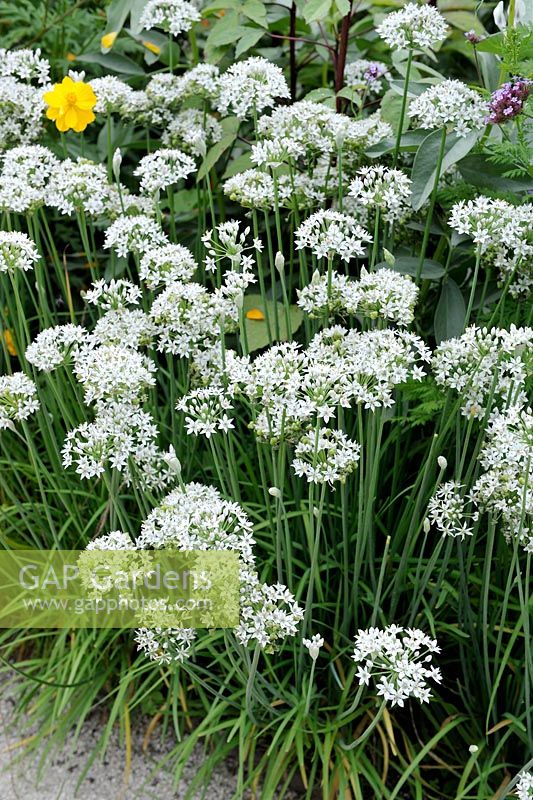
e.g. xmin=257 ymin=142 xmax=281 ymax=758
xmin=0 ymin=77 xmax=44 ymax=148
xmin=516 ymin=771 xmax=533 ymax=800
xmin=139 ymin=243 xmax=197 ymax=288
xmin=344 ymin=59 xmax=391 ymax=96
xmin=43 ymin=75 xmax=96 ymax=132
xmin=139 ymin=0 xmax=201 ymax=36
xmin=376 ymin=3 xmax=449 ymax=50
xmin=303 ymin=634 xmax=324 ymax=660
xmin=352 ymin=626 xmax=442 ymax=706
xmin=292 ymin=427 xmax=360 ymax=485
xmin=46 ymin=158 xmax=113 ymax=217
xmin=90 ymin=76 xmax=135 ymax=115
xmin=427 ymin=481 xmax=478 ymax=539
xmin=0 ymin=47 xmax=50 ymax=85
xmin=486 ymin=78 xmax=532 ymax=124
xmin=0 ymin=373 xmax=40 ymax=429
xmin=0 ymin=232 xmax=39 ymax=274
xmin=216 ymin=56 xmax=290 ymax=119
xmin=295 ymin=210 xmax=371 ymax=262
xmin=0 ymin=145 xmax=59 ymax=214
xmin=73 ymin=345 xmax=156 ymax=405
xmin=135 ymin=148 xmax=196 ymax=194
xmin=104 ymin=215 xmax=168 ymax=258
xmin=83 ymin=279 xmax=141 ymax=310
xmin=26 ymin=324 xmax=87 ymax=372
xmin=161 ymin=109 xmax=222 ymax=157
xmin=349 ymin=166 xmax=411 ymax=222
xmin=408 ymin=80 xmax=486 ymax=137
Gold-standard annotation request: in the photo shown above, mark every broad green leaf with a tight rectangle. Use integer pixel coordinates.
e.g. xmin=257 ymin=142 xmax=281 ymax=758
xmin=302 ymin=0 xmax=332 ymax=23
xmin=197 ymin=117 xmax=240 ymax=181
xmin=235 ymin=26 xmax=265 ymax=57
xmin=374 ymin=257 xmax=445 ymax=281
xmin=76 ymin=51 xmax=145 ymax=75
xmin=475 ymin=32 xmax=504 ymax=54
xmin=411 ymin=129 xmax=479 ymax=211
xmin=443 ymin=10 xmax=485 ymax=33
xmin=206 ymin=11 xmax=246 ymax=47
xmin=303 ymin=87 xmax=335 ymax=103
xmin=458 ymin=154 xmax=533 ymax=193
xmin=102 ymin=0 xmax=136 ymax=49
xmin=335 ymin=0 xmax=350 ymax=15
xmin=129 ymin=0 xmax=150 ymax=35
xmin=380 ymin=89 xmax=411 ymax=133
xmin=434 ymin=279 xmax=466 ymax=343
xmin=222 ymin=151 xmax=253 ymax=179
xmin=243 ymin=295 xmax=303 ymax=352
xmin=241 ymin=0 xmax=267 ymax=27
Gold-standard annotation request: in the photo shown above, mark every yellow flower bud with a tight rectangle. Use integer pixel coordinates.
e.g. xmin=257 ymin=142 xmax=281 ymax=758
xmin=101 ymin=31 xmax=117 ymax=50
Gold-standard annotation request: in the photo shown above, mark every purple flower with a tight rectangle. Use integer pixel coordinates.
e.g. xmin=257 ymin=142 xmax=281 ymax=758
xmin=363 ymin=62 xmax=388 ymax=84
xmin=464 ymin=29 xmax=483 ymax=44
xmin=486 ymin=78 xmax=532 ymax=124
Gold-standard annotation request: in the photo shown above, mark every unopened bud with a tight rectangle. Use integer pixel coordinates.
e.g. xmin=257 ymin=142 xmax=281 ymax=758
xmin=196 ymin=138 xmax=207 ymax=158
xmin=335 ymin=129 xmax=346 ymax=150
xmin=468 ymin=744 xmax=479 ymax=754
xmin=423 ymin=518 xmax=431 ymax=534
xmin=112 ymin=148 xmax=122 ymax=181
xmin=163 ymin=445 xmax=181 ymax=474
xmin=311 ymin=269 xmax=321 ymax=285
xmin=275 ymin=251 xmax=285 ymax=274
xmin=268 ymin=487 xmax=282 ymax=498
xmin=383 ymin=248 xmax=395 ymax=267
xmin=234 ymin=291 xmax=244 ymax=310
xmin=437 ymin=456 xmax=447 ymax=470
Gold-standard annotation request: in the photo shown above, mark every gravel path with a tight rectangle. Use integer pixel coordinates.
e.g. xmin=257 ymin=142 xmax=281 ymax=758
xmin=0 ymin=686 xmax=241 ymax=800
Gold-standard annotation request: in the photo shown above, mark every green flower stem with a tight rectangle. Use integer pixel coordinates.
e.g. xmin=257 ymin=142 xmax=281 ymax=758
xmin=392 ymin=49 xmax=413 ymax=168
xmin=464 ymin=246 xmax=482 ymax=329
xmin=416 ymin=126 xmax=447 ymax=281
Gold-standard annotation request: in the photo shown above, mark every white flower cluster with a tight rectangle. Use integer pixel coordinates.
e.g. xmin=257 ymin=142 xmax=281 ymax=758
xmin=0 ymin=145 xmax=59 ymax=214
xmin=344 ymin=59 xmax=391 ymax=96
xmin=427 ymin=481 xmax=478 ymax=539
xmin=0 ymin=372 xmax=40 ymax=430
xmin=104 ymin=215 xmax=169 ymax=258
xmin=47 ymin=158 xmax=113 ymax=217
xmin=298 ymin=267 xmax=418 ymax=326
xmin=215 ymin=56 xmax=290 ymax=119
xmin=83 ymin=279 xmax=141 ymax=310
xmin=224 ymin=169 xmax=322 ymax=211
xmin=516 ymin=772 xmax=533 ymax=800
xmin=0 ymin=77 xmax=44 ymax=148
xmin=176 ymin=387 xmax=234 ymax=437
xmin=471 ymin=407 xmax=532 ymax=552
xmin=352 ymin=625 xmax=442 ymax=706
xmin=348 ymin=166 xmax=412 ymax=222
xmin=62 ymin=401 xmax=175 ymax=489
xmin=408 ymin=80 xmax=486 ymax=137
xmin=90 ymin=76 xmax=135 ymax=115
xmin=134 ymin=148 xmax=196 ymax=195
xmin=202 ymin=218 xmax=260 ymax=272
xmin=292 ymin=427 xmax=360 ymax=485
xmin=376 ymin=3 xmax=449 ymax=51
xmin=72 ymin=344 xmax=156 ymax=405
xmin=86 ymin=531 xmax=135 ymax=551
xmin=139 ymin=0 xmax=201 ymax=36
xmin=432 ymin=326 xmax=533 ymax=418
xmin=161 ymin=109 xmax=222 ymax=157
xmin=89 ymin=308 xmax=154 ymax=349
xmin=295 ymin=210 xmax=371 ymax=262
xmin=0 ymin=231 xmax=40 ymax=273
xmin=26 ymin=324 xmax=87 ymax=372
xmin=302 ymin=633 xmax=324 ymax=660
xmin=0 ymin=47 xmax=50 ymax=84
xmin=449 ymin=197 xmax=533 ymax=295
xmin=236 ymin=566 xmax=304 ymax=651
xmin=139 ymin=243 xmax=197 ymax=288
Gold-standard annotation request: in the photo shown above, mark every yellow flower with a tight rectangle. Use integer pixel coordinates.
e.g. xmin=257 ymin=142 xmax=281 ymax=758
xmin=246 ymin=308 xmax=265 ymax=321
xmin=142 ymin=40 xmax=161 ymax=55
xmin=43 ymin=76 xmax=97 ymax=133
xmin=3 ymin=329 xmax=17 ymax=357
xmin=101 ymin=31 xmax=117 ymax=50
xmin=66 ymin=52 xmax=77 ymax=62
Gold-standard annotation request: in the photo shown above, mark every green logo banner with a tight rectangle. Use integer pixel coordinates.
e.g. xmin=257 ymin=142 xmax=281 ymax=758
xmin=0 ymin=550 xmax=240 ymax=629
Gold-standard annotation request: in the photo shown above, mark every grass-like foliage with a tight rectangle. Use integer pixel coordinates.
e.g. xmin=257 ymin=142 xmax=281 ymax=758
xmin=0 ymin=0 xmax=532 ymax=798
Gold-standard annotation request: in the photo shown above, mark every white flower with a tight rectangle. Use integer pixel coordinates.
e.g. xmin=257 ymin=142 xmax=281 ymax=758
xmin=0 ymin=47 xmax=50 ymax=85
xmin=408 ymin=80 xmax=486 ymax=137
xmin=72 ymin=345 xmax=156 ymax=405
xmin=0 ymin=372 xmax=40 ymax=429
xmin=292 ymin=427 xmax=360 ymax=485
xmin=376 ymin=3 xmax=449 ymax=50
xmin=295 ymin=210 xmax=371 ymax=262
xmin=432 ymin=326 xmax=533 ymax=418
xmin=161 ymin=109 xmax=222 ymax=157
xmin=303 ymin=634 xmax=324 ymax=661
xmin=0 ymin=77 xmax=44 ymax=148
xmin=0 ymin=231 xmax=39 ymax=273
xmin=0 ymin=145 xmax=59 ymax=214
xmin=89 ymin=308 xmax=154 ymax=349
xmin=26 ymin=324 xmax=87 ymax=372
xmin=352 ymin=626 xmax=442 ymax=707
xmin=46 ymin=158 xmax=113 ymax=217
xmin=215 ymin=56 xmax=290 ymax=119
xmin=139 ymin=244 xmax=197 ymax=288
xmin=139 ymin=0 xmax=201 ymax=36
xmin=176 ymin=387 xmax=234 ymax=438
xmin=90 ymin=76 xmax=135 ymax=115
xmin=104 ymin=215 xmax=169 ymax=257
xmin=427 ymin=481 xmax=478 ymax=539
xmin=516 ymin=771 xmax=533 ymax=800
xmin=135 ymin=148 xmax=196 ymax=195
xmin=348 ymin=166 xmax=411 ymax=222
xmin=236 ymin=567 xmax=303 ymax=651
xmin=344 ymin=59 xmax=391 ymax=96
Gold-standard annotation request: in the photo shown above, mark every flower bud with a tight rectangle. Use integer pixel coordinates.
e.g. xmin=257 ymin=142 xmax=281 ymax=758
xmin=275 ymin=251 xmax=285 ymax=274
xmin=268 ymin=487 xmax=282 ymax=498
xmin=383 ymin=248 xmax=395 ymax=267
xmin=437 ymin=456 xmax=447 ymax=470
xmin=423 ymin=518 xmax=431 ymax=534
xmin=112 ymin=148 xmax=122 ymax=182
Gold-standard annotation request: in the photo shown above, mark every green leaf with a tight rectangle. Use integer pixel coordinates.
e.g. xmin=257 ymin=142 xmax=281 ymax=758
xmin=102 ymin=0 xmax=136 ymax=48
xmin=241 ymin=0 xmax=267 ymax=26
xmin=76 ymin=51 xmax=145 ymax=75
xmin=243 ymin=295 xmax=303 ymax=352
xmin=380 ymin=89 xmax=410 ymax=134
xmin=443 ymin=10 xmax=485 ymax=33
xmin=302 ymin=0 xmax=332 ymax=23
xmin=129 ymin=0 xmax=149 ymax=35
xmin=411 ymin=129 xmax=479 ymax=211
xmin=335 ymin=0 xmax=350 ymax=15
xmin=434 ymin=279 xmax=466 ymax=343
xmin=303 ymin=87 xmax=336 ymax=103
xmin=374 ymin=257 xmax=445 ymax=280
xmin=235 ymin=26 xmax=265 ymax=57
xmin=197 ymin=117 xmax=240 ymax=181
xmin=206 ymin=11 xmax=246 ymax=47
xmin=458 ymin=154 xmax=533 ymax=193
xmin=475 ymin=32 xmax=504 ymax=55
